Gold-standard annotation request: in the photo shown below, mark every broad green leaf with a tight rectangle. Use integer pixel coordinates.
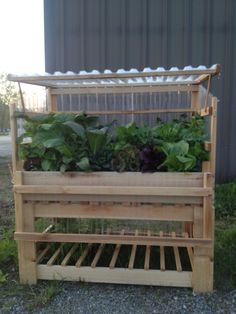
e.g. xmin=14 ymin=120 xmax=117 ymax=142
xmin=77 ymin=157 xmax=91 ymax=171
xmin=163 ymin=140 xmax=189 ymax=156
xmin=176 ymin=155 xmax=196 ymax=170
xmin=40 ymin=123 xmax=53 ymax=131
xmin=41 ymin=159 xmax=52 ymax=171
xmin=75 ymin=114 xmax=99 ymax=128
xmin=62 ymin=156 xmax=73 ymax=164
xmin=53 ymin=112 xmax=75 ymax=123
xmin=63 ymin=121 xmax=85 ymax=138
xmin=60 ymin=164 xmax=69 ymax=172
xmin=43 ymin=138 xmax=64 ymax=148
xmin=86 ymin=128 xmax=109 ymax=156
xmin=56 ymin=144 xmax=74 ymax=157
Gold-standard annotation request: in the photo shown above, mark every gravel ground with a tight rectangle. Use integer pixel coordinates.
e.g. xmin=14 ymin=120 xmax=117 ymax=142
xmin=6 ymin=283 xmax=236 ymax=314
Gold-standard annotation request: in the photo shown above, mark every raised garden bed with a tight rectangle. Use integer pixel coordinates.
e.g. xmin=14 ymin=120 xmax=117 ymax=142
xmin=9 ymin=65 xmax=219 ymax=292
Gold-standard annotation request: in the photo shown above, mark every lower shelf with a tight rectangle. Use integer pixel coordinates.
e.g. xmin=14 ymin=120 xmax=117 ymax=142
xmin=36 ymin=234 xmax=194 ymax=287
xmin=37 ymin=265 xmax=192 ymax=287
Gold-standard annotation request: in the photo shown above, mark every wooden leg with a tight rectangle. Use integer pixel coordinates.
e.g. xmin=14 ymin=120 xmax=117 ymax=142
xmin=15 ymin=172 xmax=37 ymax=284
xmin=18 ymin=241 xmax=37 ymax=284
xmin=192 ymin=248 xmax=213 ymax=293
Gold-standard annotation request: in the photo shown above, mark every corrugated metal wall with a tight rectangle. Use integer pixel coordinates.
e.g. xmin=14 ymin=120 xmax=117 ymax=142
xmin=44 ymin=0 xmax=236 ymax=183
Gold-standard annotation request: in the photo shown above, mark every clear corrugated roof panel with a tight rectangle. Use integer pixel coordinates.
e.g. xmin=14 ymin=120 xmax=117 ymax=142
xmin=8 ymin=64 xmax=220 ymax=88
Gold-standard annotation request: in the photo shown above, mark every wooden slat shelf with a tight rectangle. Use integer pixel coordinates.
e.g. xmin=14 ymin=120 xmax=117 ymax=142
xmin=33 ymin=229 xmax=195 ymax=287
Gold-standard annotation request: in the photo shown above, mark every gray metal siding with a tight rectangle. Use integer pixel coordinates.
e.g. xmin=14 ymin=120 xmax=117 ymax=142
xmin=44 ymin=0 xmax=236 ymax=183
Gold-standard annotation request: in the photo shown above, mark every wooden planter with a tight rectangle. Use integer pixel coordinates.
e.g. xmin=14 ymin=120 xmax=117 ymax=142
xmin=9 ymin=66 xmax=219 ymax=292
xmin=13 ymin=169 xmax=214 ymax=292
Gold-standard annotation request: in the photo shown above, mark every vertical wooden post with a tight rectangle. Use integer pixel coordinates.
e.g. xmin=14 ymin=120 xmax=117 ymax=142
xmin=191 ymin=90 xmax=200 ymax=110
xmin=192 ymin=206 xmax=203 ymax=238
xmin=15 ymin=172 xmax=37 ymax=284
xmin=210 ymin=97 xmax=218 ymax=175
xmin=46 ymin=88 xmax=57 ymax=111
xmin=9 ymin=104 xmax=18 ymax=175
xmin=184 ymin=87 xmax=200 ymax=236
xmin=192 ymin=247 xmax=214 ymax=293
xmin=193 ymin=98 xmax=217 ymax=293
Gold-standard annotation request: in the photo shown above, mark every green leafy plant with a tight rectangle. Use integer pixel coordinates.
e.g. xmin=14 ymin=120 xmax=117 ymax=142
xmin=215 ymin=225 xmax=236 ymax=289
xmin=17 ymin=112 xmax=113 ymax=172
xmin=0 ymin=229 xmax=17 ymax=267
xmin=0 ymin=269 xmax=6 ymax=284
xmin=161 ymin=140 xmax=196 ymax=171
xmin=215 ymin=181 xmax=236 ymax=219
xmin=17 ymin=112 xmax=208 ymax=173
xmin=112 ymin=143 xmax=140 ymax=172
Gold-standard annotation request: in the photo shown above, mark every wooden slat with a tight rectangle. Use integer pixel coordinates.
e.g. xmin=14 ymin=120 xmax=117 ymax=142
xmin=21 ymin=171 xmax=204 ymax=187
xmin=42 ymin=224 xmax=54 ymax=234
xmin=183 ymin=232 xmax=194 ymax=270
xmin=14 ymin=232 xmax=212 ymax=247
xmin=47 ymin=247 xmax=61 ymax=266
xmin=128 ymin=230 xmax=138 ymax=269
xmin=24 ymin=194 xmax=203 ymax=205
xmin=19 ymin=108 xmax=199 ymax=116
xmin=75 ymin=244 xmax=92 ymax=267
xmin=144 ymin=231 xmax=151 ymax=270
xmin=37 ymin=265 xmax=192 ymax=287
xmin=109 ymin=230 xmax=125 ymax=269
xmin=61 ymin=244 xmax=78 ymax=266
xmin=172 ymin=232 xmax=182 ymax=272
xmin=37 ymin=245 xmax=50 ymax=264
xmin=31 ymin=202 xmax=194 ymax=222
xmin=160 ymin=231 xmax=165 ymax=271
xmin=193 ymin=206 xmax=203 ymax=238
xmin=14 ymin=185 xmax=212 ymax=197
xmin=91 ymin=244 xmax=105 ymax=268
xmin=48 ymin=84 xmax=200 ymax=94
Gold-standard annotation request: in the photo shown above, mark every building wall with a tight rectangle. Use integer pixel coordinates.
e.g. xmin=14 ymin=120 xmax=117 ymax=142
xmin=44 ymin=0 xmax=236 ymax=182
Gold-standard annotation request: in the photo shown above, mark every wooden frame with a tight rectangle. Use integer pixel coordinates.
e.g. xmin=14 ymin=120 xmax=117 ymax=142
xmin=10 ymin=73 xmax=218 ymax=293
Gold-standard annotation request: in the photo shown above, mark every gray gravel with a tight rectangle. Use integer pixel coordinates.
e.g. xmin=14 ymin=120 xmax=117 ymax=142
xmin=7 ymin=283 xmax=236 ymax=314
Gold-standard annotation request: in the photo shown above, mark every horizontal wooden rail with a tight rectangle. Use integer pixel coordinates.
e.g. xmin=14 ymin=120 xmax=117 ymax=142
xmin=14 ymin=232 xmax=212 ymax=248
xmin=50 ymin=84 xmax=200 ymax=94
xmin=37 ymin=265 xmax=192 ymax=287
xmin=13 ymin=106 xmax=212 ymax=118
xmin=14 ymin=185 xmax=212 ymax=197
xmin=15 ymin=108 xmax=199 ymax=116
xmin=30 ymin=203 xmax=194 ymax=222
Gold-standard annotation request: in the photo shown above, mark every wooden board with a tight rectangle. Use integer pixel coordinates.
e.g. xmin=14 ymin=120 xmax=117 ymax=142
xmin=21 ymin=171 xmax=204 ymax=187
xmin=30 ymin=203 xmax=194 ymax=222
xmin=14 ymin=185 xmax=212 ymax=197
xmin=14 ymin=231 xmax=212 ymax=248
xmin=37 ymin=265 xmax=192 ymax=287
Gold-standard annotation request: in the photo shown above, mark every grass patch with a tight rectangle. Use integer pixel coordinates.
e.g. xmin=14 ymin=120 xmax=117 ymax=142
xmin=215 ymin=181 xmax=236 ymax=219
xmin=214 ymin=223 xmax=236 ymax=290
xmin=0 ymin=280 xmax=63 ymax=312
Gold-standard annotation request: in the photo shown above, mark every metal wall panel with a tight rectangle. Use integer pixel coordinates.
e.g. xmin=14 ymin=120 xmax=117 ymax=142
xmin=44 ymin=0 xmax=236 ymax=182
